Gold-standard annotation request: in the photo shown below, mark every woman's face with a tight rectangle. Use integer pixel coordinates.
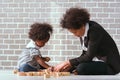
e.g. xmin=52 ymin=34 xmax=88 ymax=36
xmin=35 ymin=38 xmax=49 ymax=47
xmin=68 ymin=26 xmax=85 ymax=37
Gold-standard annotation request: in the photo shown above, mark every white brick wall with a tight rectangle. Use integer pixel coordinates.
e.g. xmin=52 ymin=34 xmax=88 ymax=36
xmin=0 ymin=0 xmax=120 ymax=70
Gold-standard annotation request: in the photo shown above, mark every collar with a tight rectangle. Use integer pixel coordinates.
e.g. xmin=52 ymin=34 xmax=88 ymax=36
xmin=82 ymin=23 xmax=89 ymax=38
xmin=26 ymin=40 xmax=40 ymax=49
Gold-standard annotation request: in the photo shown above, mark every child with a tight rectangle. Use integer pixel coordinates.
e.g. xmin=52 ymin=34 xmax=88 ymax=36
xmin=17 ymin=23 xmax=53 ymax=72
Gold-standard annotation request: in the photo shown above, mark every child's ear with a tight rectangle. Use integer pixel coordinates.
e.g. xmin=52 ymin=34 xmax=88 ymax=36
xmin=81 ymin=25 xmax=85 ymax=30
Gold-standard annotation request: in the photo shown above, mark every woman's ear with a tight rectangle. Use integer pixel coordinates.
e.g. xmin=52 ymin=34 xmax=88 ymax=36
xmin=81 ymin=25 xmax=85 ymax=30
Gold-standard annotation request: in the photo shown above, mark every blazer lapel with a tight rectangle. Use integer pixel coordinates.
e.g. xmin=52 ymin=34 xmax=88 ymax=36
xmin=79 ymin=37 xmax=83 ymax=45
xmin=84 ymin=36 xmax=88 ymax=48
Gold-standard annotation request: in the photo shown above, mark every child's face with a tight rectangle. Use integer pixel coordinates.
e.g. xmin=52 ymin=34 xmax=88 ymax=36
xmin=68 ymin=26 xmax=85 ymax=37
xmin=35 ymin=39 xmax=49 ymax=47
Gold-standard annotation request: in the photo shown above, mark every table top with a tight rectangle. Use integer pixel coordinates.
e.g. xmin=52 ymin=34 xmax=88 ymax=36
xmin=0 ymin=70 xmax=120 ymax=80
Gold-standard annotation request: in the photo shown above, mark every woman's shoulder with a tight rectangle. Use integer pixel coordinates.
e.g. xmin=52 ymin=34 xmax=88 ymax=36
xmin=89 ymin=21 xmax=101 ymax=26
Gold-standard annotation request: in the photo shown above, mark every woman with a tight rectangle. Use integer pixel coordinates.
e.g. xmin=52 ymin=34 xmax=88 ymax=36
xmin=54 ymin=8 xmax=120 ymax=75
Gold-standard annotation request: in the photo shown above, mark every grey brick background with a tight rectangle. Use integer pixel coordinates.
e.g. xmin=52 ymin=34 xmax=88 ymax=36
xmin=0 ymin=0 xmax=120 ymax=70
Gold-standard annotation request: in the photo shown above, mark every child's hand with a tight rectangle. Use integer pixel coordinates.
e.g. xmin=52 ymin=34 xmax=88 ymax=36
xmin=47 ymin=66 xmax=54 ymax=72
xmin=43 ymin=57 xmax=50 ymax=62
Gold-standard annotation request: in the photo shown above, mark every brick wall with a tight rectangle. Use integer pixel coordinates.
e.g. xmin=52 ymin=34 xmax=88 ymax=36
xmin=0 ymin=0 xmax=120 ymax=70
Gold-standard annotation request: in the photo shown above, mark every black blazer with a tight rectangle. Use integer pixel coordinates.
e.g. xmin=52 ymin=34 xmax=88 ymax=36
xmin=69 ymin=21 xmax=120 ymax=74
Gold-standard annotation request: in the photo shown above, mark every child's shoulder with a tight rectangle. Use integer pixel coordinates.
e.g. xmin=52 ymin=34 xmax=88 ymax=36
xmin=29 ymin=48 xmax=41 ymax=56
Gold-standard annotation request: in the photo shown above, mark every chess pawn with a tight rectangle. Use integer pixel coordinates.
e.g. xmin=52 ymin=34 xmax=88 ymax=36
xmin=13 ymin=69 xmax=18 ymax=74
xmin=44 ymin=73 xmax=50 ymax=79
xmin=17 ymin=72 xmax=27 ymax=76
xmin=53 ymin=72 xmax=61 ymax=77
xmin=61 ymin=72 xmax=70 ymax=76
xmin=26 ymin=72 xmax=33 ymax=76
xmin=38 ymin=72 xmax=45 ymax=76
xmin=32 ymin=72 xmax=39 ymax=76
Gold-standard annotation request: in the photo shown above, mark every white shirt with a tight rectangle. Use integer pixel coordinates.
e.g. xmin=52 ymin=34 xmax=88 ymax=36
xmin=26 ymin=40 xmax=40 ymax=49
xmin=81 ymin=23 xmax=89 ymax=51
xmin=17 ymin=40 xmax=42 ymax=69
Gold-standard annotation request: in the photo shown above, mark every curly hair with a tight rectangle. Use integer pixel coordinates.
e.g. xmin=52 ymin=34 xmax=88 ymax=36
xmin=28 ymin=23 xmax=53 ymax=41
xmin=60 ymin=8 xmax=90 ymax=29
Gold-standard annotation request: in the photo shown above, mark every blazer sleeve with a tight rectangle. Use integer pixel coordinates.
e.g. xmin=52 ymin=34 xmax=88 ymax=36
xmin=69 ymin=29 xmax=104 ymax=66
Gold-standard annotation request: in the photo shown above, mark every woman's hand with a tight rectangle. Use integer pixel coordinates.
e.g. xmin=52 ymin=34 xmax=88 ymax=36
xmin=54 ymin=61 xmax=72 ymax=72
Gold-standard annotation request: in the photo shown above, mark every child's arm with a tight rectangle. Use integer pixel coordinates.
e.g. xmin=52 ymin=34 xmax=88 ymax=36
xmin=34 ymin=55 xmax=50 ymax=69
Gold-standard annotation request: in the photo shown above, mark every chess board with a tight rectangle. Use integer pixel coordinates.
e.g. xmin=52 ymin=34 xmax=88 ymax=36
xmin=0 ymin=70 xmax=120 ymax=80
